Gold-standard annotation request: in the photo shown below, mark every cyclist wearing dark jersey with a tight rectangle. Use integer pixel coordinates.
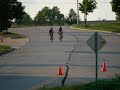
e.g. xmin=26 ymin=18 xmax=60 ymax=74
xmin=48 ymin=27 xmax=54 ymax=42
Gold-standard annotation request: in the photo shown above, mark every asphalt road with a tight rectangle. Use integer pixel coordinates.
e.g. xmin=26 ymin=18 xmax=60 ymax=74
xmin=0 ymin=26 xmax=120 ymax=90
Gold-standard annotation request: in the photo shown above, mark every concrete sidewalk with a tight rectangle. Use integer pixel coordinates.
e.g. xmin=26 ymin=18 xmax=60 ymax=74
xmin=0 ymin=37 xmax=30 ymax=49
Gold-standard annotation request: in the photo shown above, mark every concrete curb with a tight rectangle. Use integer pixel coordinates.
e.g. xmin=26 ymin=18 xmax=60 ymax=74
xmin=70 ymin=27 xmax=120 ymax=36
xmin=0 ymin=34 xmax=31 ymax=56
xmin=0 ymin=48 xmax=16 ymax=56
xmin=116 ymin=33 xmax=120 ymax=36
xmin=15 ymin=36 xmax=31 ymax=50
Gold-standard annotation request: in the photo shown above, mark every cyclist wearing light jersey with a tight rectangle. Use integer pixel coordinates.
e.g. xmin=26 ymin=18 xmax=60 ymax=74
xmin=58 ymin=26 xmax=63 ymax=42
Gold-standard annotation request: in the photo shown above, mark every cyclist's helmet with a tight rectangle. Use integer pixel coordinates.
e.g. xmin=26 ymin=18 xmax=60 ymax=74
xmin=49 ymin=27 xmax=53 ymax=33
xmin=59 ymin=27 xmax=62 ymax=32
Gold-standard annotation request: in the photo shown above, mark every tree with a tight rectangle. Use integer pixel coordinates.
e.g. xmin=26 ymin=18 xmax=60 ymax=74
xmin=34 ymin=6 xmax=50 ymax=25
xmin=51 ymin=6 xmax=64 ymax=25
xmin=111 ymin=0 xmax=120 ymax=21
xmin=0 ymin=0 xmax=9 ymax=32
xmin=79 ymin=0 xmax=97 ymax=26
xmin=34 ymin=6 xmax=64 ymax=25
xmin=116 ymin=13 xmax=120 ymax=20
xmin=67 ymin=9 xmax=77 ymax=25
xmin=0 ymin=0 xmax=25 ymax=32
xmin=15 ymin=13 xmax=33 ymax=25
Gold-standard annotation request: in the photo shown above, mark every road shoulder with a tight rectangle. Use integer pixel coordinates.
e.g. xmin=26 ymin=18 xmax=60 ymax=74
xmin=0 ymin=37 xmax=29 ymax=49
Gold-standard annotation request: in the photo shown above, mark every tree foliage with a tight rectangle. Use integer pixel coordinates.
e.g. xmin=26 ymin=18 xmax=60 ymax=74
xmin=116 ymin=13 xmax=120 ymax=21
xmin=66 ymin=9 xmax=77 ymax=25
xmin=79 ymin=0 xmax=97 ymax=25
xmin=0 ymin=0 xmax=25 ymax=32
xmin=15 ymin=13 xmax=33 ymax=25
xmin=111 ymin=0 xmax=120 ymax=21
xmin=0 ymin=0 xmax=8 ymax=31
xmin=34 ymin=6 xmax=64 ymax=25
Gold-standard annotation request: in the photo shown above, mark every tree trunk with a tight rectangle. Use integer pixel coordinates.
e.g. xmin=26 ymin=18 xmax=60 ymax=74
xmin=84 ymin=14 xmax=87 ymax=27
xmin=84 ymin=13 xmax=86 ymax=25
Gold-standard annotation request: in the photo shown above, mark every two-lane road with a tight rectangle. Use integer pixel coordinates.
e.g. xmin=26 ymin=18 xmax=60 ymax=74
xmin=0 ymin=26 xmax=120 ymax=90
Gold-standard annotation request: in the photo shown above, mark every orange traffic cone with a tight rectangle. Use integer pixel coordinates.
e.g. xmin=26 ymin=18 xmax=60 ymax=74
xmin=58 ymin=66 xmax=63 ymax=75
xmin=102 ymin=62 xmax=107 ymax=72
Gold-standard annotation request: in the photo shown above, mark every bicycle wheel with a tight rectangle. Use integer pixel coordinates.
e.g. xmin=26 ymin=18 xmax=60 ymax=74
xmin=59 ymin=35 xmax=63 ymax=42
xmin=50 ymin=37 xmax=53 ymax=42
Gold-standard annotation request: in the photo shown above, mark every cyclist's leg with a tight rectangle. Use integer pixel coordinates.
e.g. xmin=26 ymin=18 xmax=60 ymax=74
xmin=50 ymin=36 xmax=52 ymax=42
xmin=61 ymin=34 xmax=63 ymax=38
xmin=50 ymin=34 xmax=53 ymax=42
xmin=61 ymin=34 xmax=63 ymax=41
xmin=59 ymin=34 xmax=62 ymax=42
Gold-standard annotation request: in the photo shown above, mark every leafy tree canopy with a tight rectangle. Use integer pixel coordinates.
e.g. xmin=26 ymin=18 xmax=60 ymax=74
xmin=111 ymin=0 xmax=120 ymax=21
xmin=65 ymin=9 xmax=77 ymax=25
xmin=0 ymin=0 xmax=25 ymax=32
xmin=79 ymin=0 xmax=97 ymax=15
xmin=69 ymin=9 xmax=77 ymax=20
xmin=111 ymin=0 xmax=120 ymax=13
xmin=15 ymin=13 xmax=33 ymax=25
xmin=34 ymin=6 xmax=64 ymax=25
xmin=79 ymin=0 xmax=97 ymax=26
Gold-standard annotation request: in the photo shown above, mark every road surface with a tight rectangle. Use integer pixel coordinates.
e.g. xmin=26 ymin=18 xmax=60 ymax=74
xmin=0 ymin=26 xmax=120 ymax=90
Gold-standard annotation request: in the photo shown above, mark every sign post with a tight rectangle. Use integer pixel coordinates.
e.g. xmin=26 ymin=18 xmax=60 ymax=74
xmin=86 ymin=32 xmax=106 ymax=81
xmin=95 ymin=32 xmax=98 ymax=81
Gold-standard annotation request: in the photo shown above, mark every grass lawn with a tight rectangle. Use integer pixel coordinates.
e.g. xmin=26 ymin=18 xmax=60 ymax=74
xmin=0 ymin=45 xmax=12 ymax=53
xmin=72 ymin=22 xmax=120 ymax=33
xmin=35 ymin=75 xmax=120 ymax=90
xmin=0 ymin=32 xmax=25 ymax=53
xmin=0 ymin=32 xmax=25 ymax=39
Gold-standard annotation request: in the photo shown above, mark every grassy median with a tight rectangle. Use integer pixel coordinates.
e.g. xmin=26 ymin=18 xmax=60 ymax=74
xmin=0 ymin=45 xmax=12 ymax=53
xmin=72 ymin=22 xmax=120 ymax=33
xmin=0 ymin=32 xmax=25 ymax=53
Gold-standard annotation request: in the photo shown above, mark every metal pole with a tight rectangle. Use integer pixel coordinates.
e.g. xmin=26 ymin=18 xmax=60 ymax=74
xmin=95 ymin=32 xmax=98 ymax=81
xmin=77 ymin=0 xmax=79 ymax=24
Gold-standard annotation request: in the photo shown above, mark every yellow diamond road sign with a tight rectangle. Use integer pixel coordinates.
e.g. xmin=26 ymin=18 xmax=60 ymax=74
xmin=86 ymin=32 xmax=106 ymax=52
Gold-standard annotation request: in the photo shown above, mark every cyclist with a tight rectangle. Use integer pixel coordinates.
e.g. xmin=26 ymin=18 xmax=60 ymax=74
xmin=58 ymin=26 xmax=63 ymax=42
xmin=48 ymin=27 xmax=54 ymax=42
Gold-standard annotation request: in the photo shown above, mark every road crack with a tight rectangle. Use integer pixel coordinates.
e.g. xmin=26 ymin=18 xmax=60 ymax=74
xmin=62 ymin=34 xmax=78 ymax=86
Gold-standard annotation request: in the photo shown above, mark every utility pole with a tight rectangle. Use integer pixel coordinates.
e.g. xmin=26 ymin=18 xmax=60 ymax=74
xmin=77 ymin=0 xmax=79 ymax=24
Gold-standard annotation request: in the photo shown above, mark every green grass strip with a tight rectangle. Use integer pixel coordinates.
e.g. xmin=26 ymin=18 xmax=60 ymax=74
xmin=72 ymin=22 xmax=120 ymax=33
xmin=36 ymin=76 xmax=120 ymax=90
xmin=0 ymin=45 xmax=11 ymax=52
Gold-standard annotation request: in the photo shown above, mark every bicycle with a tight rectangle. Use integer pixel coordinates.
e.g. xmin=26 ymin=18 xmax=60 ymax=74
xmin=48 ymin=27 xmax=54 ymax=43
xmin=50 ymin=33 xmax=53 ymax=42
xmin=59 ymin=33 xmax=63 ymax=42
xmin=58 ymin=27 xmax=63 ymax=42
